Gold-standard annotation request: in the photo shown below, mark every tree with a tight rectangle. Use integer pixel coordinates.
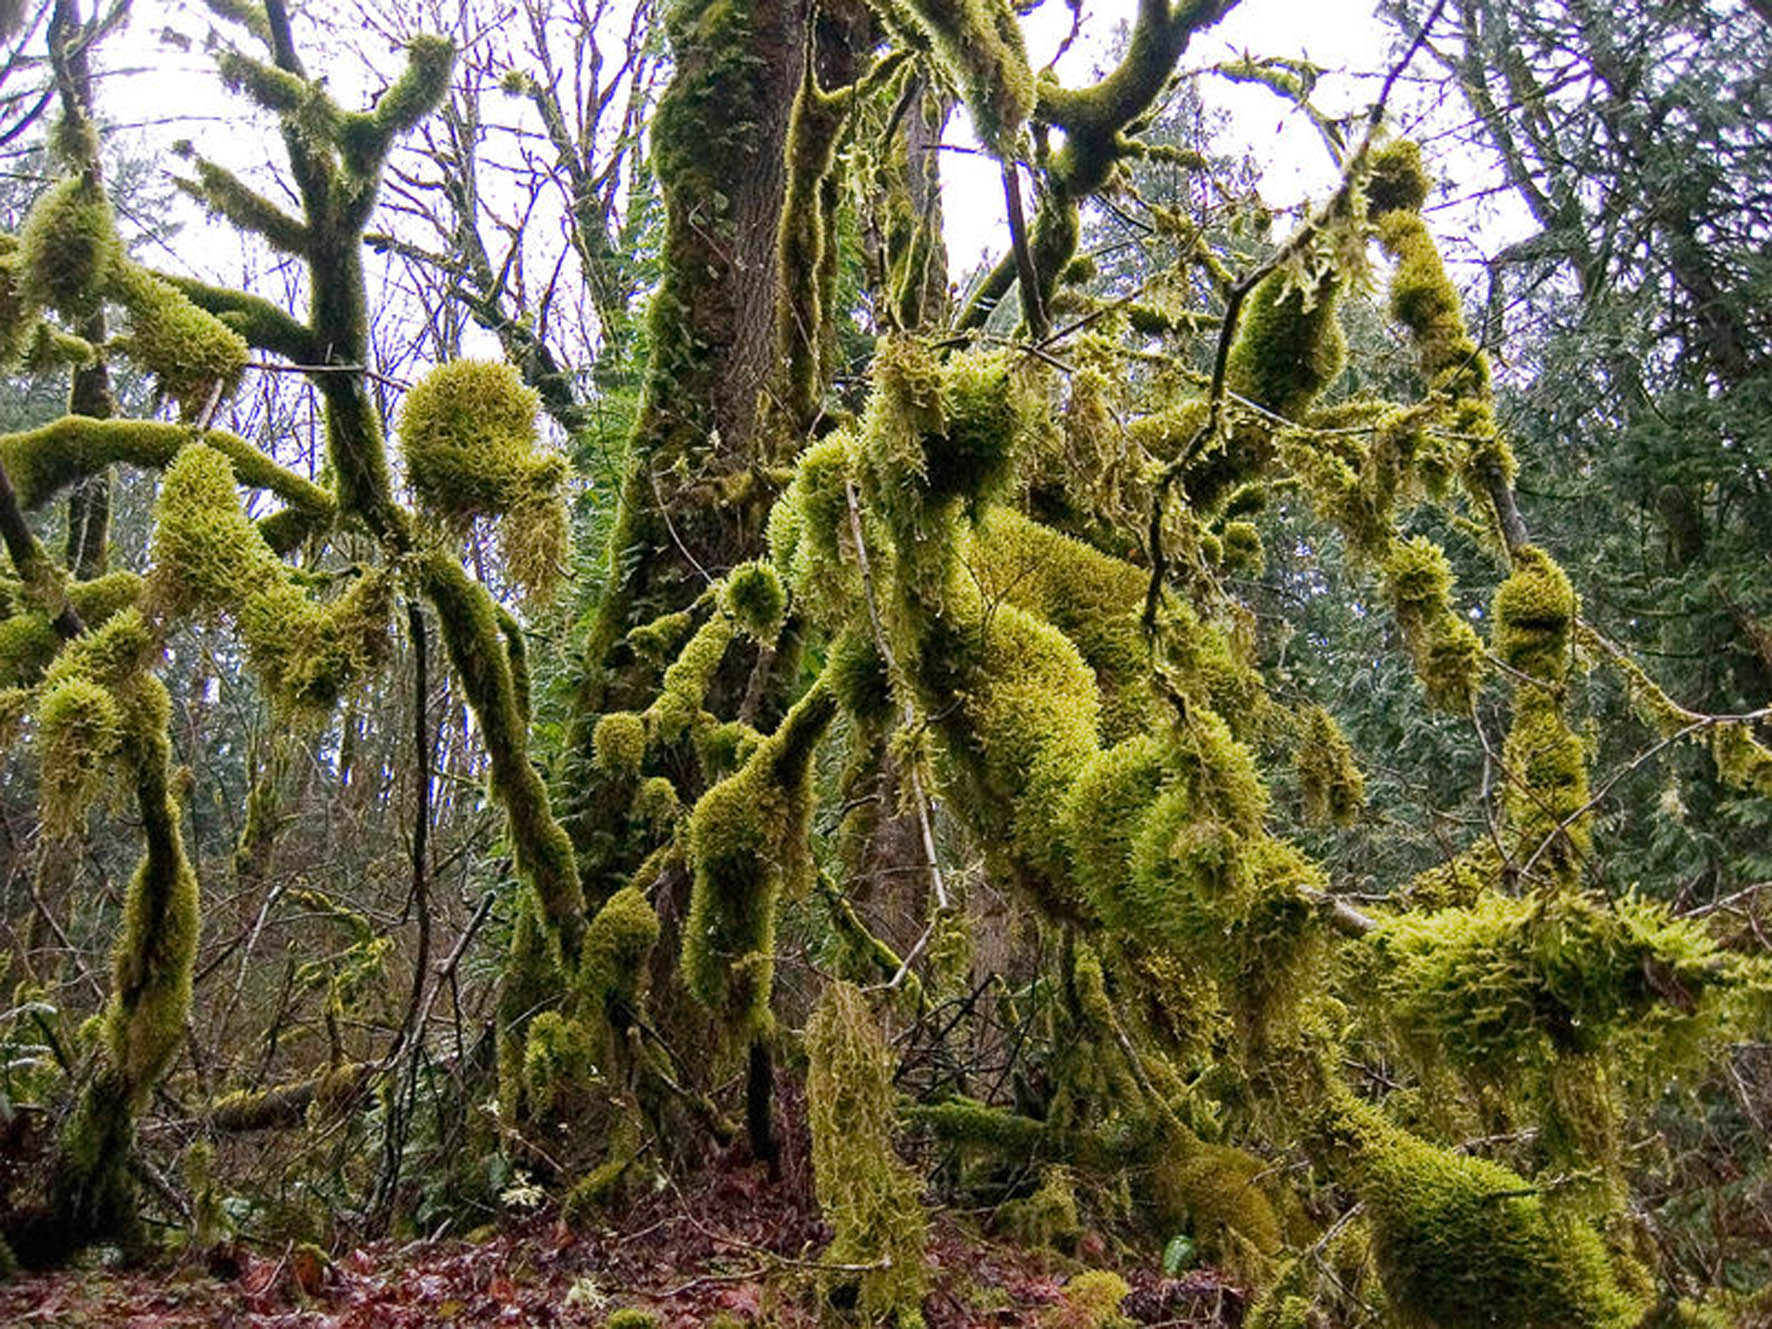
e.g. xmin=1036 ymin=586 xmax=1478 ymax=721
xmin=0 ymin=1 xmax=1766 ymax=1324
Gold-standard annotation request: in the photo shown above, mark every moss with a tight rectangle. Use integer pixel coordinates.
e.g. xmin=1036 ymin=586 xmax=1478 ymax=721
xmin=645 ymin=612 xmax=736 ymax=744
xmin=424 ymin=551 xmax=583 ymax=956
xmin=1362 ymin=891 xmax=1730 ymax=1077
xmin=522 ymin=1011 xmax=595 ymax=1118
xmin=1493 ymin=546 xmax=1576 ymax=683
xmin=108 ymin=262 xmax=249 ymax=415
xmin=806 ymin=982 xmax=927 ymax=1323
xmin=998 ymin=1164 xmax=1081 ymax=1251
xmin=592 ymin=710 xmax=648 ymax=777
xmin=682 ymin=679 xmax=837 ymax=1037
xmin=1503 ymin=690 xmax=1591 ymax=872
xmin=0 ymin=250 xmax=36 ymax=364
xmin=931 ymin=350 xmax=1028 ymax=503
xmin=1060 ymin=734 xmax=1177 ymax=932
xmin=723 ymin=560 xmax=786 ymax=642
xmin=1225 ymin=270 xmax=1346 ymax=421
xmin=1319 ymin=1098 xmax=1644 ymax=1329
xmin=17 ymin=176 xmax=120 ymax=320
xmin=1147 ymin=1140 xmax=1283 ymax=1285
xmin=1381 ymin=536 xmax=1484 ymax=712
xmin=895 ymin=0 xmax=1032 ymax=156
xmin=1219 ymin=520 xmax=1264 ymax=576
xmin=1366 ymin=139 xmax=1430 ymax=217
xmin=1044 ymin=1271 xmax=1132 ymax=1329
xmin=828 ymin=625 xmax=895 ymax=726
xmin=769 ymin=432 xmax=861 ymax=627
xmin=36 ymin=674 xmax=125 ymax=838
xmin=630 ymin=775 xmax=679 ymax=829
xmin=1295 ymin=705 xmax=1364 ymax=827
xmin=398 ymin=359 xmax=566 ymax=598
xmin=602 ymin=1312 xmax=659 ymax=1329
xmin=577 ymin=885 xmax=660 ymax=1035
xmin=239 ymin=572 xmax=394 ymax=714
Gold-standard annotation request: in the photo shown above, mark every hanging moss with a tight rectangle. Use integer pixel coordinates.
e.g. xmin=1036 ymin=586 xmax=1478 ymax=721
xmin=1318 ymin=1097 xmax=1644 ymax=1329
xmin=806 ymin=981 xmax=927 ymax=1324
xmin=1502 ymin=690 xmax=1591 ymax=873
xmin=1060 ymin=734 xmax=1177 ymax=931
xmin=1366 ymin=139 xmax=1431 ymax=217
xmin=1225 ymin=270 xmax=1346 ymax=421
xmin=1295 ymin=704 xmax=1364 ymax=827
xmin=827 ymin=625 xmax=895 ymax=726
xmin=108 ymin=262 xmax=250 ymax=415
xmin=17 ymin=176 xmax=120 ymax=320
xmin=577 ymin=885 xmax=660 ymax=1036
xmin=1219 ymin=520 xmax=1264 ymax=576
xmin=522 ymin=1011 xmax=595 ymax=1118
xmin=682 ymin=679 xmax=837 ymax=1038
xmin=629 ymin=775 xmax=680 ymax=830
xmin=769 ymin=432 xmax=861 ymax=629
xmin=894 ymin=0 xmax=1032 ymax=157
xmin=36 ymin=674 xmax=125 ymax=839
xmin=1380 ymin=536 xmax=1484 ymax=712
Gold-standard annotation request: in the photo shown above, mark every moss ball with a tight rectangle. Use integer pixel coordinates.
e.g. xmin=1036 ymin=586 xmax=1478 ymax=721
xmin=1219 ymin=521 xmax=1264 ymax=576
xmin=109 ymin=263 xmax=249 ymax=415
xmin=630 ymin=775 xmax=679 ymax=829
xmin=1492 ymin=545 xmax=1575 ymax=682
xmin=828 ymin=626 xmax=895 ymax=725
xmin=592 ymin=710 xmax=647 ymax=777
xmin=723 ymin=560 xmax=786 ymax=642
xmin=397 ymin=358 xmax=546 ymax=520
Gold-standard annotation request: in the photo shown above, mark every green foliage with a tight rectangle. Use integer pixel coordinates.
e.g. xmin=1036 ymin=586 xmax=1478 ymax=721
xmin=592 ymin=710 xmax=648 ymax=777
xmin=722 ymin=560 xmax=786 ymax=642
xmin=807 ymin=982 xmax=926 ymax=1324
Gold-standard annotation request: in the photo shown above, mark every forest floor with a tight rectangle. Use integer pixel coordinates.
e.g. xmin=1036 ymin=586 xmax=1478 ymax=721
xmin=0 ymin=1159 xmax=1246 ymax=1328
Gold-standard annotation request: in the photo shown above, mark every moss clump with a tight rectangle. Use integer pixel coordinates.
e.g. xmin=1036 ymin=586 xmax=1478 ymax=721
xmin=682 ymin=679 xmax=837 ymax=1037
xmin=1381 ymin=536 xmax=1484 ymax=712
xmin=578 ymin=886 xmax=660 ymax=1035
xmin=1147 ymin=1140 xmax=1284 ymax=1284
xmin=36 ymin=674 xmax=125 ymax=838
xmin=109 ymin=262 xmax=249 ymax=414
xmin=522 ymin=1011 xmax=595 ymax=1118
xmin=17 ymin=176 xmax=120 ymax=320
xmin=592 ymin=710 xmax=647 ymax=777
xmin=1296 ymin=705 xmax=1364 ymax=826
xmin=827 ymin=625 xmax=895 ymax=726
xmin=1219 ymin=520 xmax=1264 ymax=576
xmin=602 ymin=1310 xmax=659 ymax=1329
xmin=1225 ymin=270 xmax=1346 ymax=421
xmin=806 ymin=982 xmax=926 ymax=1324
xmin=629 ymin=775 xmax=679 ymax=830
xmin=723 ymin=560 xmax=786 ymax=642
xmin=1503 ymin=691 xmax=1590 ymax=872
xmin=1060 ymin=734 xmax=1176 ymax=931
xmin=645 ymin=612 xmax=735 ymax=744
xmin=1493 ymin=545 xmax=1576 ymax=682
xmin=1321 ymin=1099 xmax=1644 ymax=1329
xmin=1362 ymin=891 xmax=1728 ymax=1076
xmin=998 ymin=1164 xmax=1081 ymax=1251
xmin=769 ymin=432 xmax=861 ymax=628
xmin=0 ymin=248 xmax=38 ymax=363
xmin=1366 ymin=138 xmax=1430 ymax=217
xmin=1043 ymin=1270 xmax=1132 ymax=1329
xmin=397 ymin=359 xmax=567 ymax=597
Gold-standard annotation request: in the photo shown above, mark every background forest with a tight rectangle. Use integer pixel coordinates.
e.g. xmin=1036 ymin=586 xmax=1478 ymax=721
xmin=0 ymin=0 xmax=1769 ymax=1325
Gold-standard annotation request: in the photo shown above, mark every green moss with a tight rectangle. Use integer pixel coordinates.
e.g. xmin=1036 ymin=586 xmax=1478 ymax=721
xmin=592 ymin=710 xmax=648 ymax=777
xmin=577 ymin=885 xmax=660 ymax=1034
xmin=645 ymin=612 xmax=735 ymax=744
xmin=997 ymin=1164 xmax=1081 ymax=1251
xmin=36 ymin=674 xmax=125 ymax=838
xmin=1044 ymin=1270 xmax=1132 ymax=1329
xmin=108 ymin=262 xmax=249 ymax=415
xmin=1219 ymin=520 xmax=1264 ymax=576
xmin=1381 ymin=536 xmax=1484 ymax=712
xmin=1060 ymin=734 xmax=1177 ymax=931
xmin=1362 ymin=891 xmax=1730 ymax=1076
xmin=17 ymin=176 xmax=120 ymax=320
xmin=522 ymin=1011 xmax=595 ymax=1117
xmin=723 ymin=559 xmax=786 ymax=642
xmin=682 ymin=679 xmax=837 ymax=1037
xmin=0 ymin=250 xmax=36 ymax=363
xmin=398 ymin=359 xmax=566 ymax=598
xmin=1225 ymin=270 xmax=1346 ymax=421
xmin=807 ymin=982 xmax=927 ymax=1323
xmin=1502 ymin=691 xmax=1591 ymax=872
xmin=895 ymin=0 xmax=1033 ymax=156
xmin=601 ymin=1310 xmax=659 ymax=1329
xmin=1320 ymin=1098 xmax=1644 ymax=1329
xmin=1366 ymin=139 xmax=1430 ymax=217
xmin=769 ymin=432 xmax=860 ymax=627
xmin=827 ymin=625 xmax=895 ymax=726
xmin=1295 ymin=704 xmax=1364 ymax=827
xmin=630 ymin=775 xmax=679 ymax=829
xmin=1147 ymin=1140 xmax=1283 ymax=1285
xmin=1493 ymin=546 xmax=1576 ymax=683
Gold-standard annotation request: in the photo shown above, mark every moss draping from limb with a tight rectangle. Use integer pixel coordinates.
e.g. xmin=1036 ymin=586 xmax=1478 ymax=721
xmin=107 ymin=262 xmax=249 ymax=415
xmin=1380 ymin=535 xmax=1485 ymax=713
xmin=16 ymin=175 xmax=118 ymax=322
xmin=892 ymin=0 xmax=1031 ymax=158
xmin=1295 ymin=704 xmax=1364 ymax=826
xmin=682 ymin=676 xmax=838 ymax=1039
xmin=576 ymin=885 xmax=661 ymax=1050
xmin=807 ymin=982 xmax=927 ymax=1323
